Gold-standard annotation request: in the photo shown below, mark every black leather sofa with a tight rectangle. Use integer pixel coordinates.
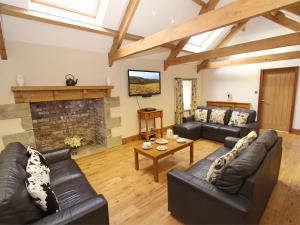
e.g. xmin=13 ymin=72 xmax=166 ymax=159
xmin=0 ymin=142 xmax=109 ymax=225
xmin=174 ymin=106 xmax=259 ymax=142
xmin=167 ymin=130 xmax=282 ymax=225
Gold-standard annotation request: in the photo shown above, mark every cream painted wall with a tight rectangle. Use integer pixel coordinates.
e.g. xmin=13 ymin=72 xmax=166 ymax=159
xmin=0 ymin=41 xmax=201 ymax=149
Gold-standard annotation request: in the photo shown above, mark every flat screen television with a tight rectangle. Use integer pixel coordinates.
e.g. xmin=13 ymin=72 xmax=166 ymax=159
xmin=128 ymin=70 xmax=161 ymax=96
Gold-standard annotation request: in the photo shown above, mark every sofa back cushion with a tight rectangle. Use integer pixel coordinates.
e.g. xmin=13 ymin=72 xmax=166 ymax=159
xmin=232 ymin=109 xmax=256 ymax=123
xmin=0 ymin=143 xmax=45 ymax=224
xmin=255 ymin=129 xmax=278 ymax=151
xmin=215 ymin=142 xmax=267 ymax=194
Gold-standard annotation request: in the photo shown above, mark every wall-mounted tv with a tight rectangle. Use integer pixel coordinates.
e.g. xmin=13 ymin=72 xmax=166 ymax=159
xmin=128 ymin=70 xmax=161 ymax=96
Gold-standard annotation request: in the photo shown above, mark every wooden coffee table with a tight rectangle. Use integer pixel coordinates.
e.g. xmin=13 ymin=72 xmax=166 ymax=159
xmin=134 ymin=138 xmax=194 ymax=182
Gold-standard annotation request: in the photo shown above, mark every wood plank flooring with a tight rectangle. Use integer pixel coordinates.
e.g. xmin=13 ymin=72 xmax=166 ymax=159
xmin=76 ymin=132 xmax=300 ymax=225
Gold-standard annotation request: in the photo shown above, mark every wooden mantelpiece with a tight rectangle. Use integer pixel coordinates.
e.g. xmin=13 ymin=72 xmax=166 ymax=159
xmin=11 ymin=86 xmax=113 ymax=103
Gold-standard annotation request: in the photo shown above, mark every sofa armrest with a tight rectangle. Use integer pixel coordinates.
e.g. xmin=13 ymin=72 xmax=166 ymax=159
xmin=224 ymin=137 xmax=240 ymax=148
xmin=183 ymin=115 xmax=195 ymax=123
xmin=30 ymin=195 xmax=109 ymax=225
xmin=240 ymin=121 xmax=260 ymax=138
xmin=167 ymin=169 xmax=249 ymax=224
xmin=43 ymin=148 xmax=71 ymax=164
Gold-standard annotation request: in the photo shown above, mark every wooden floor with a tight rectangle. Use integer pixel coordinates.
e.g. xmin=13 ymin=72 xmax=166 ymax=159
xmin=76 ymin=132 xmax=300 ymax=225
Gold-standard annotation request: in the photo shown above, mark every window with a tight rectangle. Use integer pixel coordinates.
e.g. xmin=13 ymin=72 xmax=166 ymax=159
xmin=32 ymin=0 xmax=101 ymax=17
xmin=182 ymin=80 xmax=192 ymax=111
xmin=30 ymin=0 xmax=110 ymax=26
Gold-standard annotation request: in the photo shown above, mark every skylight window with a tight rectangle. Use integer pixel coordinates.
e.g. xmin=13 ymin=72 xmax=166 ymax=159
xmin=184 ymin=26 xmax=230 ymax=53
xmin=32 ymin=0 xmax=101 ymax=17
xmin=30 ymin=0 xmax=109 ymax=26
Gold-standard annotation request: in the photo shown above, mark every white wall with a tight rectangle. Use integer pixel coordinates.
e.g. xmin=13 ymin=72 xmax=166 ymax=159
xmin=0 ymin=41 xmax=201 ymax=149
xmin=200 ymin=17 xmax=300 ymax=129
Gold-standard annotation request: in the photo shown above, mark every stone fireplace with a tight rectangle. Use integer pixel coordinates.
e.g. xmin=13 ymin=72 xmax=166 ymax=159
xmin=1 ymin=86 xmax=122 ymax=152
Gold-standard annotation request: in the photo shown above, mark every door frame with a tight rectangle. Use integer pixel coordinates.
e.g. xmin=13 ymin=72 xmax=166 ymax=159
xmin=257 ymin=66 xmax=299 ymax=132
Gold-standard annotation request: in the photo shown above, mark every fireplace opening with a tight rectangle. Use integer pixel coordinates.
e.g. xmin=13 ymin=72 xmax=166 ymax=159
xmin=30 ymin=99 xmax=105 ymax=152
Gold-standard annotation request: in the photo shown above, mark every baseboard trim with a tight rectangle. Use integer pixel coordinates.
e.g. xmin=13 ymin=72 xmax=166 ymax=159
xmin=122 ymin=125 xmax=174 ymax=144
xmin=291 ymin=128 xmax=300 ymax=135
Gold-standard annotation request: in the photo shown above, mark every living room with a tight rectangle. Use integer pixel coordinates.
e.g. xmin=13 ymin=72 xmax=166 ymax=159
xmin=0 ymin=0 xmax=300 ymax=224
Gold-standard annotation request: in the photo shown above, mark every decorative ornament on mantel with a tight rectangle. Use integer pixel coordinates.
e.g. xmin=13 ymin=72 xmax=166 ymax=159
xmin=16 ymin=74 xmax=25 ymax=86
xmin=106 ymin=75 xmax=112 ymax=85
xmin=65 ymin=74 xmax=78 ymax=86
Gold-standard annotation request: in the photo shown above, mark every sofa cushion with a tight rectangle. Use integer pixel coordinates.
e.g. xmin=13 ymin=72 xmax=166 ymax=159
xmin=228 ymin=111 xmax=249 ymax=127
xmin=0 ymin=144 xmax=45 ymax=224
xmin=186 ymin=159 xmax=212 ymax=179
xmin=232 ymin=109 xmax=256 ymax=123
xmin=209 ymin=109 xmax=226 ymax=125
xmin=205 ymin=147 xmax=231 ymax=161
xmin=52 ymin=176 xmax=97 ymax=209
xmin=255 ymin=129 xmax=278 ymax=151
xmin=195 ymin=109 xmax=208 ymax=122
xmin=206 ymin=131 xmax=258 ymax=183
xmin=25 ymin=173 xmax=60 ymax=214
xmin=49 ymin=160 xmax=83 ymax=186
xmin=26 ymin=147 xmax=50 ymax=184
xmin=215 ymin=142 xmax=267 ymax=194
xmin=219 ymin=126 xmax=241 ymax=138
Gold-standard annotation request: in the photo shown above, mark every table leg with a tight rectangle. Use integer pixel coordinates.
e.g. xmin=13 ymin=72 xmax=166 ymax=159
xmin=134 ymin=150 xmax=139 ymax=170
xmin=145 ymin=118 xmax=149 ymax=141
xmin=153 ymin=159 xmax=159 ymax=182
xmin=190 ymin=143 xmax=194 ymax=163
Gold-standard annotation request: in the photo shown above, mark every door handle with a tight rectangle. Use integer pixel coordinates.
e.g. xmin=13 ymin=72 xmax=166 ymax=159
xmin=260 ymin=100 xmax=265 ymax=102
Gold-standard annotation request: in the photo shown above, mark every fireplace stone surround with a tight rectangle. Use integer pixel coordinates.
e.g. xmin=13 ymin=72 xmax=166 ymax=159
xmin=1 ymin=86 xmax=122 ymax=152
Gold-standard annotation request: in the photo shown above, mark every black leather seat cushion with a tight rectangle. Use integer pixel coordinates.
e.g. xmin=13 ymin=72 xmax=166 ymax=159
xmin=219 ymin=125 xmax=241 ymax=138
xmin=50 ymin=160 xmax=83 ymax=186
xmin=255 ymin=129 xmax=278 ymax=151
xmin=52 ymin=176 xmax=97 ymax=209
xmin=186 ymin=159 xmax=212 ymax=179
xmin=205 ymin=147 xmax=231 ymax=161
xmin=215 ymin=142 xmax=267 ymax=194
xmin=174 ymin=122 xmax=202 ymax=140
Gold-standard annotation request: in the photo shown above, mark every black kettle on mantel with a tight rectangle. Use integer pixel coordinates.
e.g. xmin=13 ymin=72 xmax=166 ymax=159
xmin=65 ymin=74 xmax=78 ymax=86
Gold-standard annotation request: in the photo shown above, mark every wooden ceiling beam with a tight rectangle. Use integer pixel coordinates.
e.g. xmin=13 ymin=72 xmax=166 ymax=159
xmin=264 ymin=11 xmax=300 ymax=31
xmin=0 ymin=15 xmax=7 ymax=60
xmin=109 ymin=0 xmax=140 ymax=66
xmin=195 ymin=20 xmax=248 ymax=72
xmin=285 ymin=3 xmax=300 ymax=16
xmin=112 ymin=0 xmax=300 ymax=61
xmin=192 ymin=0 xmax=207 ymax=8
xmin=199 ymin=51 xmax=300 ymax=69
xmin=0 ymin=4 xmax=192 ymax=54
xmin=168 ymin=32 xmax=300 ymax=66
xmin=164 ymin=0 xmax=220 ymax=70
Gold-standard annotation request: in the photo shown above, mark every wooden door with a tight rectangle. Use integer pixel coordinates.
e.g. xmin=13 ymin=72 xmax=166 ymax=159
xmin=258 ymin=67 xmax=298 ymax=132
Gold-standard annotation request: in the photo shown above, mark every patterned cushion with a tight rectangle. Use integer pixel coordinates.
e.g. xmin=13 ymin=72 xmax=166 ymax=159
xmin=195 ymin=109 xmax=208 ymax=122
xmin=26 ymin=147 xmax=50 ymax=184
xmin=209 ymin=109 xmax=226 ymax=125
xmin=206 ymin=131 xmax=257 ymax=184
xmin=25 ymin=173 xmax=60 ymax=214
xmin=228 ymin=111 xmax=249 ymax=127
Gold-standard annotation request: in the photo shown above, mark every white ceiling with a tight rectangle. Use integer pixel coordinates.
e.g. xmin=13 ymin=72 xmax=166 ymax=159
xmin=0 ymin=0 xmax=300 ymax=62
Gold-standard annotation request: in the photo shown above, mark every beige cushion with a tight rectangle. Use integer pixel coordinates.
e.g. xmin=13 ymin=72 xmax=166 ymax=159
xmin=195 ymin=109 xmax=208 ymax=122
xmin=209 ymin=109 xmax=226 ymax=125
xmin=228 ymin=111 xmax=249 ymax=127
xmin=206 ymin=131 xmax=257 ymax=184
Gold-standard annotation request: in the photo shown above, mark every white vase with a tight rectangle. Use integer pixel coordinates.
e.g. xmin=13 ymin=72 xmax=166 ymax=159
xmin=106 ymin=76 xmax=111 ymax=85
xmin=16 ymin=74 xmax=25 ymax=86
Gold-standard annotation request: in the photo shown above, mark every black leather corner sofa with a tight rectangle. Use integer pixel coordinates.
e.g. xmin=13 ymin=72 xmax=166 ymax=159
xmin=174 ymin=106 xmax=259 ymax=142
xmin=167 ymin=130 xmax=282 ymax=224
xmin=0 ymin=142 xmax=109 ymax=225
